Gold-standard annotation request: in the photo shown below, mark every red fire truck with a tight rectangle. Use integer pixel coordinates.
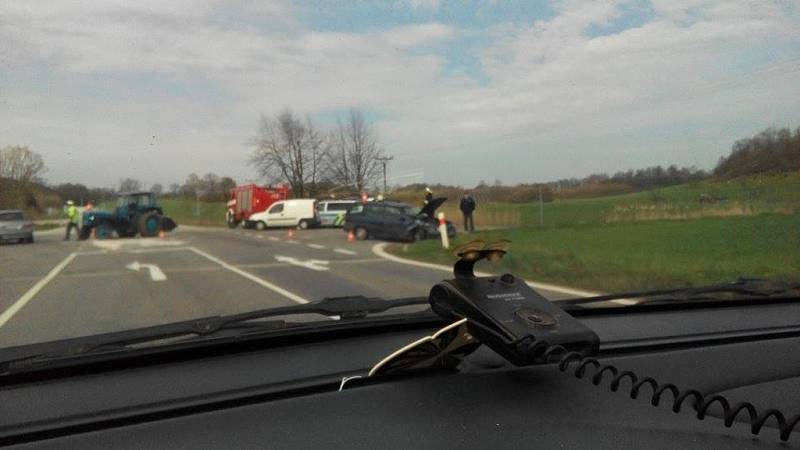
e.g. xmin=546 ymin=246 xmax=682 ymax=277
xmin=226 ymin=184 xmax=290 ymax=228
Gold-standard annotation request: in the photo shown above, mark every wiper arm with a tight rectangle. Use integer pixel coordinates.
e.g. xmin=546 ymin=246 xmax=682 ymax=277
xmin=0 ymin=296 xmax=431 ymax=373
xmin=560 ymin=278 xmax=800 ymax=307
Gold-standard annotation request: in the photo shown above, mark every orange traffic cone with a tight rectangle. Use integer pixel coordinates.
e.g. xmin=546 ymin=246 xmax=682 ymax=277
xmin=158 ymin=230 xmax=165 ymax=239
xmin=287 ymin=229 xmax=295 ymax=240
xmin=347 ymin=230 xmax=355 ymax=242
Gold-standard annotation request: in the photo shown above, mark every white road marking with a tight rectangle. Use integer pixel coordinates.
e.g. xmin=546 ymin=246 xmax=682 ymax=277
xmin=307 ymin=243 xmax=325 ymax=250
xmin=285 ymin=240 xmax=299 ymax=244
xmin=267 ymin=236 xmax=279 ymax=241
xmin=334 ymin=248 xmax=357 ymax=256
xmin=275 ymin=255 xmax=330 ymax=271
xmin=371 ymin=242 xmax=603 ymax=299
xmin=189 ymin=246 xmax=308 ymax=304
xmin=125 ymin=261 xmax=167 ymax=281
xmin=0 ymin=252 xmax=78 ymax=329
xmin=92 ymin=239 xmax=185 ymax=251
xmin=128 ymin=247 xmax=191 ymax=254
xmin=257 ymin=235 xmax=264 ymax=239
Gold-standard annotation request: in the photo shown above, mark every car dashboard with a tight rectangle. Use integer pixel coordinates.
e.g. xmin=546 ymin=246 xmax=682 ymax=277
xmin=2 ymin=301 xmax=800 ymax=449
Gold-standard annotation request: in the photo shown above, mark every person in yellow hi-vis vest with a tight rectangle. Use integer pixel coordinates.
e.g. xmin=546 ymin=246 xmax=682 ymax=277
xmin=64 ymin=200 xmax=79 ymax=240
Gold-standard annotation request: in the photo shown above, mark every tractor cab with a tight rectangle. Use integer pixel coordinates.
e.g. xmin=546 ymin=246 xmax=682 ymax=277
xmin=116 ymin=192 xmax=159 ymax=220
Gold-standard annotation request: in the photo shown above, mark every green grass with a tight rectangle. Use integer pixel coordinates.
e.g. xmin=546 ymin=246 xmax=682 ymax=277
xmin=33 ymin=223 xmax=61 ymax=231
xmin=99 ymin=199 xmax=227 ymax=227
xmin=389 ymin=213 xmax=800 ymax=293
xmin=435 ymin=171 xmax=800 ymax=228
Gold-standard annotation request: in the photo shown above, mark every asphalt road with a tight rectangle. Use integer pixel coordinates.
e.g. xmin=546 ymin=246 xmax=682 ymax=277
xmin=0 ymin=225 xmax=584 ymax=348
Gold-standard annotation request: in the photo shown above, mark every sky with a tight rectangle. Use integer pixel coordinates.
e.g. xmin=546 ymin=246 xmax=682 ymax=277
xmin=1 ymin=0 xmax=799 ymax=189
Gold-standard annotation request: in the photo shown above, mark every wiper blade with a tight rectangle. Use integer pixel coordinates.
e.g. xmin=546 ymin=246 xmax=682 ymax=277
xmin=560 ymin=278 xmax=800 ymax=307
xmin=0 ymin=296 xmax=431 ymax=373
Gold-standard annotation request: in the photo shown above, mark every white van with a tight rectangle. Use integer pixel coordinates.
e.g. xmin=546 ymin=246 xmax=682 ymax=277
xmin=247 ymin=199 xmax=320 ymax=230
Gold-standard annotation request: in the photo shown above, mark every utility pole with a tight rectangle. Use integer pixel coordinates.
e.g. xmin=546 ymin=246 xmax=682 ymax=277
xmin=376 ymin=156 xmax=394 ymax=194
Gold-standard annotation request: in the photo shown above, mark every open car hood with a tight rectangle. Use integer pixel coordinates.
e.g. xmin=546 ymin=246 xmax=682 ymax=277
xmin=418 ymin=197 xmax=446 ymax=218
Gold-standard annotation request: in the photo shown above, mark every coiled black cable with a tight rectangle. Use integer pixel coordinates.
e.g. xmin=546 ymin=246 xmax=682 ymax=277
xmin=521 ymin=340 xmax=800 ymax=442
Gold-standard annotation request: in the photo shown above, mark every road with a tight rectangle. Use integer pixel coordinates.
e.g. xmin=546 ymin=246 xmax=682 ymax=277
xmin=0 ymin=226 xmax=585 ymax=348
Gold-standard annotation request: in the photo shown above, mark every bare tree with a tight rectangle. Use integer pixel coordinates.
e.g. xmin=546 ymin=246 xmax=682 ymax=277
xmin=250 ymin=110 xmax=328 ymax=198
xmin=329 ymin=109 xmax=383 ymax=192
xmin=150 ymin=183 xmax=163 ymax=195
xmin=119 ymin=178 xmax=143 ymax=193
xmin=0 ymin=146 xmax=46 ymax=185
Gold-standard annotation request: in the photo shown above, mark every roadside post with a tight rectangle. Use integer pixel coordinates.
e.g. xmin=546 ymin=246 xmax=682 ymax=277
xmin=438 ymin=212 xmax=449 ymax=249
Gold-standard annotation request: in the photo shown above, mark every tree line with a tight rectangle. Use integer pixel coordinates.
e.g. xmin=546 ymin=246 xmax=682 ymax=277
xmin=250 ymin=108 xmax=384 ymax=198
xmin=714 ymin=126 xmax=800 ymax=178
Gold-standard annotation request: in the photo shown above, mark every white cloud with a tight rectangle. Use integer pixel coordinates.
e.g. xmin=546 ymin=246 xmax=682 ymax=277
xmin=0 ymin=0 xmax=798 ymax=186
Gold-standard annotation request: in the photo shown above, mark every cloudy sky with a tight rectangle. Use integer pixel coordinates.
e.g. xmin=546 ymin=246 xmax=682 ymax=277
xmin=1 ymin=0 xmax=799 ymax=188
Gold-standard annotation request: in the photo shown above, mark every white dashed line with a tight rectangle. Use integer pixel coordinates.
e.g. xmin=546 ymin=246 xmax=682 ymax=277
xmin=307 ymin=243 xmax=325 ymax=249
xmin=257 ymin=235 xmax=264 ymax=239
xmin=267 ymin=236 xmax=279 ymax=241
xmin=286 ymin=240 xmax=299 ymax=245
xmin=334 ymin=248 xmax=357 ymax=255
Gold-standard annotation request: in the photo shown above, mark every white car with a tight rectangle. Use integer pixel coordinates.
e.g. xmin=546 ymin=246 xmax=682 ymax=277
xmin=247 ymin=199 xmax=320 ymax=230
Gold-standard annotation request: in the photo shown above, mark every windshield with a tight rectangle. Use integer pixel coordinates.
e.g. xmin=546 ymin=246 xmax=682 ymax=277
xmin=0 ymin=212 xmax=25 ymax=222
xmin=0 ymin=1 xmax=798 ymax=351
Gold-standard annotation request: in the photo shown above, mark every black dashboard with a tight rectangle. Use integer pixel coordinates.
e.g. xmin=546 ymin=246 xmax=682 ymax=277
xmin=3 ymin=302 xmax=800 ymax=449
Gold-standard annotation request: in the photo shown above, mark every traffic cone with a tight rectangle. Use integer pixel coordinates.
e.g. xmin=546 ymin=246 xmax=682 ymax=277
xmin=347 ymin=230 xmax=355 ymax=242
xmin=287 ymin=229 xmax=295 ymax=240
xmin=158 ymin=230 xmax=165 ymax=239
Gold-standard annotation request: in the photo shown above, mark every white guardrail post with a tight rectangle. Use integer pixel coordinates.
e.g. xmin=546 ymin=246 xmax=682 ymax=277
xmin=437 ymin=212 xmax=449 ymax=249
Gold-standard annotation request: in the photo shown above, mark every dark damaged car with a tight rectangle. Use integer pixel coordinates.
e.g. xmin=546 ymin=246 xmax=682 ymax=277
xmin=343 ymin=198 xmax=456 ymax=242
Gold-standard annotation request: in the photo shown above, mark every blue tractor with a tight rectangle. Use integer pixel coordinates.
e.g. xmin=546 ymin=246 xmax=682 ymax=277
xmin=79 ymin=192 xmax=177 ymax=240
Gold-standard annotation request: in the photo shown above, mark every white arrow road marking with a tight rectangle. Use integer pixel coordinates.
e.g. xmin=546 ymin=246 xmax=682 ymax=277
xmin=275 ymin=255 xmax=330 ymax=271
xmin=334 ymin=248 xmax=356 ymax=255
xmin=125 ymin=261 xmax=167 ymax=281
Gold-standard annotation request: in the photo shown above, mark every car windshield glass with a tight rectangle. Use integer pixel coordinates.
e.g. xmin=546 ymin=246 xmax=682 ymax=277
xmin=0 ymin=212 xmax=25 ymax=221
xmin=0 ymin=1 xmax=798 ymax=354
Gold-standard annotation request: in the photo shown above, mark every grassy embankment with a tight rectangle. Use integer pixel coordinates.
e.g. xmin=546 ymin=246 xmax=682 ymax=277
xmin=388 ymin=172 xmax=800 ymax=293
xmin=98 ymin=198 xmax=227 ymax=227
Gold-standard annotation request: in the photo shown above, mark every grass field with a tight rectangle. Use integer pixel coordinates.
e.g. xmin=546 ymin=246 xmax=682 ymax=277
xmin=434 ymin=171 xmax=800 ymax=228
xmin=388 ymin=213 xmax=800 ymax=293
xmin=99 ymin=198 xmax=227 ymax=227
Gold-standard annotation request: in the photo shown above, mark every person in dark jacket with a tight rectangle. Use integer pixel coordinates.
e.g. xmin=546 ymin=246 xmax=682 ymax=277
xmin=459 ymin=192 xmax=476 ymax=232
xmin=424 ymin=187 xmax=433 ymax=205
xmin=423 ymin=187 xmax=435 ymax=219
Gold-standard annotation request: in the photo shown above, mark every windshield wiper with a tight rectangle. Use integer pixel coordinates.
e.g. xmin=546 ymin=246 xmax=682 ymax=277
xmin=0 ymin=296 xmax=432 ymax=374
xmin=560 ymin=278 xmax=800 ymax=308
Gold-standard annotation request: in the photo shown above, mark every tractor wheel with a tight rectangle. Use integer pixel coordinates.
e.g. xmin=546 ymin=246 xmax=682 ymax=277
xmin=138 ymin=211 xmax=162 ymax=237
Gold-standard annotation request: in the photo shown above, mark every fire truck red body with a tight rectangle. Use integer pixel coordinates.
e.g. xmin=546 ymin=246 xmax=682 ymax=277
xmin=226 ymin=184 xmax=290 ymax=228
